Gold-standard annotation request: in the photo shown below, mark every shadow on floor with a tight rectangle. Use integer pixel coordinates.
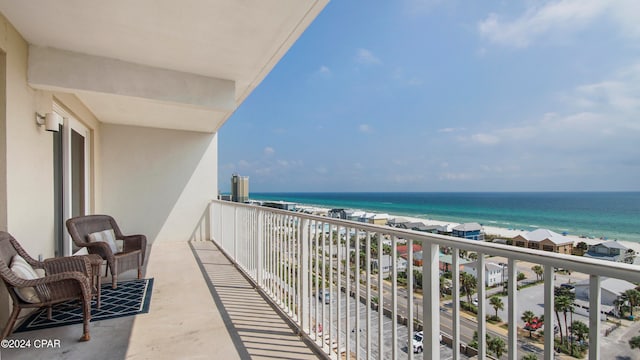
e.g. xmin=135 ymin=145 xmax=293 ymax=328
xmin=190 ymin=241 xmax=323 ymax=360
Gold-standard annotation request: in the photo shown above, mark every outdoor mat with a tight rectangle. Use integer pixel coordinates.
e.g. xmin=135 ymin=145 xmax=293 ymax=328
xmin=15 ymin=278 xmax=154 ymax=333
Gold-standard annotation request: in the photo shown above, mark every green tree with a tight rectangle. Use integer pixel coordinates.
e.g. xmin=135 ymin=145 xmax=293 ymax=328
xmin=468 ymin=252 xmax=478 ymax=261
xmin=571 ymin=320 xmax=589 ymax=343
xmin=517 ymin=272 xmax=526 ymax=283
xmin=521 ymin=310 xmax=536 ymax=338
xmin=413 ymin=269 xmax=422 ymax=290
xmin=531 ymin=265 xmax=543 ymax=281
xmin=620 ymin=289 xmax=640 ymax=316
xmin=629 ymin=336 xmax=640 ymax=350
xmin=522 ymin=353 xmax=538 ymax=360
xmin=489 ymin=295 xmax=504 ymax=318
xmin=488 ymin=336 xmax=506 ymax=358
xmin=460 ymin=272 xmax=477 ymax=305
xmin=554 ymin=295 xmax=573 ymax=344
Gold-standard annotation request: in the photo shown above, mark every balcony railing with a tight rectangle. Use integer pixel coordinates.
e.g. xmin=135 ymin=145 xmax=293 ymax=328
xmin=210 ymin=199 xmax=640 ymax=360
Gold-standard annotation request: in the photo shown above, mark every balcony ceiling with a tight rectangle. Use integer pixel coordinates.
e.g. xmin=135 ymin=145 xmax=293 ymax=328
xmin=0 ymin=0 xmax=327 ymax=132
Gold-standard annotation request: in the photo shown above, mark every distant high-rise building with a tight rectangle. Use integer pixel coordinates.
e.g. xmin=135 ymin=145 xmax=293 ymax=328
xmin=231 ymin=174 xmax=249 ymax=203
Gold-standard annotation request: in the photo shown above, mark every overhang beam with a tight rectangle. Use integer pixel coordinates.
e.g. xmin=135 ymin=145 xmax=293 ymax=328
xmin=28 ymin=46 xmax=236 ymax=111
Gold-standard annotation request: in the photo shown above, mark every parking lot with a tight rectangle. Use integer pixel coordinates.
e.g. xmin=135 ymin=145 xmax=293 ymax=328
xmin=311 ymin=292 xmax=457 ymax=359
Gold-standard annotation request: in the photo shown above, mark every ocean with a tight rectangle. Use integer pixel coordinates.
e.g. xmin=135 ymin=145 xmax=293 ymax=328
xmin=249 ymin=192 xmax=640 ymax=243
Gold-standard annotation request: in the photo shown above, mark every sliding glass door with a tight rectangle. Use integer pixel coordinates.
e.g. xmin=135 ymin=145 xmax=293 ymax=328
xmin=53 ymin=103 xmax=91 ymax=256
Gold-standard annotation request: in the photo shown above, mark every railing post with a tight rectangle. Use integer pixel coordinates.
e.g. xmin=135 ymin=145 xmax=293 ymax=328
xmin=589 ymin=275 xmax=601 ymax=360
xmin=423 ymin=243 xmax=440 ymax=360
xmin=476 ymin=253 xmax=486 ymax=360
xmin=301 ymin=218 xmax=310 ymax=333
xmin=257 ymin=209 xmax=264 ymax=287
xmin=507 ymin=258 xmax=518 ymax=360
xmin=544 ymin=264 xmax=555 ymax=360
xmin=233 ymin=206 xmax=238 ymax=261
xmin=452 ymin=248 xmax=460 ymax=360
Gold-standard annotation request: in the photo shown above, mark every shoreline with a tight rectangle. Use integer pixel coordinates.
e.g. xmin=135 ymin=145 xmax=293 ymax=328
xmin=293 ymin=204 xmax=640 ymax=256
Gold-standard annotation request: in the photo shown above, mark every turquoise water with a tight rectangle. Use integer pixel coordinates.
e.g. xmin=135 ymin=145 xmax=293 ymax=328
xmin=249 ymin=192 xmax=640 ymax=243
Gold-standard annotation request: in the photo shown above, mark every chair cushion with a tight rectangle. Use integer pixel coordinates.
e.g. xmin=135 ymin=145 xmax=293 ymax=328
xmin=88 ymin=229 xmax=120 ymax=253
xmin=10 ymin=255 xmax=44 ymax=303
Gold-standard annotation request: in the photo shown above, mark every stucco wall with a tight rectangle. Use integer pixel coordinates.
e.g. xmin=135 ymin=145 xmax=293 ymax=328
xmin=100 ymin=124 xmax=217 ymax=244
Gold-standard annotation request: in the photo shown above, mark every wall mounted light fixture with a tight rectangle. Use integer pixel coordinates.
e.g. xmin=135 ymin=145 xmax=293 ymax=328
xmin=35 ymin=112 xmax=62 ymax=132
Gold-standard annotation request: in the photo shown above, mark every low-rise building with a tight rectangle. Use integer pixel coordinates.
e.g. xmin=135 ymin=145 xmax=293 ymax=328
xmin=512 ymin=229 xmax=573 ymax=254
xmin=574 ymin=277 xmax=636 ymax=307
xmin=584 ymin=241 xmax=635 ymax=263
xmin=452 ymin=223 xmax=484 ymax=241
xmin=462 ymin=261 xmax=507 ymax=287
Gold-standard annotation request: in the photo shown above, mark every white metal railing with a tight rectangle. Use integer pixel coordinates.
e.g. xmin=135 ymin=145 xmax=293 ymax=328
xmin=209 ymin=199 xmax=640 ymax=360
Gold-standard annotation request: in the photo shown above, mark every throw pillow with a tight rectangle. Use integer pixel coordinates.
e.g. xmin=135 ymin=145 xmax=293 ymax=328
xmin=88 ymin=229 xmax=119 ymax=254
xmin=10 ymin=255 xmax=44 ymax=303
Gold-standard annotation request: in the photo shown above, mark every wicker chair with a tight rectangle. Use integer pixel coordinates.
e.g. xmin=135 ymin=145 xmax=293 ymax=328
xmin=0 ymin=231 xmax=93 ymax=341
xmin=66 ymin=215 xmax=146 ymax=289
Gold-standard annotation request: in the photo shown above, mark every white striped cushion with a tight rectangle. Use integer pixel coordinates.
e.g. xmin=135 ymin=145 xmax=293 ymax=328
xmin=88 ymin=229 xmax=119 ymax=254
xmin=10 ymin=255 xmax=43 ymax=303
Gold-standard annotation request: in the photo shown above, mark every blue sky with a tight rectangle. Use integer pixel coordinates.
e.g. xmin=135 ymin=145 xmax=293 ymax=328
xmin=219 ymin=0 xmax=640 ymax=193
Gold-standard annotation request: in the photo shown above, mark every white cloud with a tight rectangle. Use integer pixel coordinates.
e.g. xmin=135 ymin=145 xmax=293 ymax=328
xmin=359 ymin=124 xmax=372 ymax=133
xmin=471 ymin=133 xmax=500 ymax=145
xmin=438 ymin=127 xmax=465 ymax=133
xmin=318 ymin=65 xmax=332 ymax=76
xmin=264 ymin=147 xmax=275 ymax=156
xmin=355 ymin=48 xmax=382 ymax=65
xmin=438 ymin=172 xmax=473 ymax=181
xmin=478 ymin=0 xmax=617 ymax=48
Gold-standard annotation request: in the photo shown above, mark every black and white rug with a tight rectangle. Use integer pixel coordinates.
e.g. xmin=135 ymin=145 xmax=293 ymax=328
xmin=15 ymin=278 xmax=153 ymax=333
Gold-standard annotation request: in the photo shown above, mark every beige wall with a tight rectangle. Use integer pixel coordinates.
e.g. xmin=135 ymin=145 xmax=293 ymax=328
xmin=101 ymin=124 xmax=217 ymax=244
xmin=0 ymin=12 xmax=104 ymax=330
xmin=1 ymin=13 xmax=54 ymax=258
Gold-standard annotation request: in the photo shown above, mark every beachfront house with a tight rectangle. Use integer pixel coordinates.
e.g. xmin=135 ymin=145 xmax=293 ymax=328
xmin=512 ymin=229 xmax=574 ymax=254
xmin=367 ymin=213 xmax=390 ymax=225
xmin=328 ymin=208 xmax=348 ymax=219
xmin=452 ymin=223 xmax=484 ymax=241
xmin=398 ymin=221 xmax=440 ymax=233
xmin=584 ymin=241 xmax=635 ymax=264
xmin=462 ymin=261 xmax=506 ymax=287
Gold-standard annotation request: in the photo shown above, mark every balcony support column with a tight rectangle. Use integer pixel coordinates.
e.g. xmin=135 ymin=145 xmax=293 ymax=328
xmin=423 ymin=243 xmax=440 ymax=360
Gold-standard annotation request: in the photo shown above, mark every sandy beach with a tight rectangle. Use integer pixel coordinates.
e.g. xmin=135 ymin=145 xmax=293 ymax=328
xmin=297 ymin=205 xmax=640 ymax=255
xmin=399 ymin=214 xmax=640 ymax=255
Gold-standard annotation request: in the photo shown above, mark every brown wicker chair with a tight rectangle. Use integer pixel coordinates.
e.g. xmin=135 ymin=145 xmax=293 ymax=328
xmin=0 ymin=231 xmax=93 ymax=341
xmin=66 ymin=215 xmax=146 ymax=289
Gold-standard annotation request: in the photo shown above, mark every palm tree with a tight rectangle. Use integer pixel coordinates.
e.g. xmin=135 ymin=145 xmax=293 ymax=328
xmin=531 ymin=265 xmax=543 ymax=281
xmin=468 ymin=252 xmax=478 ymax=261
xmin=460 ymin=272 xmax=477 ymax=305
xmin=489 ymin=295 xmax=504 ymax=319
xmin=554 ymin=295 xmax=573 ymax=344
xmin=620 ymin=289 xmax=640 ymax=316
xmin=487 ymin=336 xmax=506 ymax=358
xmin=571 ymin=320 xmax=589 ymax=344
xmin=521 ymin=310 xmax=536 ymax=338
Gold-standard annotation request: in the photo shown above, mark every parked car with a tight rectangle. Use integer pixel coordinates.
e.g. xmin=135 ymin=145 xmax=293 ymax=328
xmin=412 ymin=331 xmax=442 ymax=353
xmin=472 ymin=298 xmax=478 ymax=306
xmin=318 ymin=290 xmax=331 ymax=304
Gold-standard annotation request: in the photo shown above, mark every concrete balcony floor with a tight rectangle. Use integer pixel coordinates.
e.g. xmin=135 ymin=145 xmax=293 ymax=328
xmin=2 ymin=241 xmax=321 ymax=360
